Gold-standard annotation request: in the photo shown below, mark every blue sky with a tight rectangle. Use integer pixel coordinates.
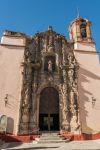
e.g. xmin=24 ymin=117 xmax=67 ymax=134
xmin=0 ymin=0 xmax=100 ymax=52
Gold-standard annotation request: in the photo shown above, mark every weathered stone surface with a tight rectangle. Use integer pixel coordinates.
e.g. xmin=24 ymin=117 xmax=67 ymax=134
xmin=18 ymin=28 xmax=80 ymax=134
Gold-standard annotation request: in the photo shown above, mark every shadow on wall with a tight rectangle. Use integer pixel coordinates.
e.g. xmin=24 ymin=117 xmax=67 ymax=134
xmin=6 ymin=117 xmax=14 ymax=134
xmin=5 ymin=94 xmax=20 ymax=109
xmin=78 ymin=66 xmax=100 ymax=135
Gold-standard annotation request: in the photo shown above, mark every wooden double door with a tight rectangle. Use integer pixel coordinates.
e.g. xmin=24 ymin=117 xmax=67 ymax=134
xmin=39 ymin=114 xmax=59 ymax=131
xmin=39 ymin=87 xmax=59 ymax=131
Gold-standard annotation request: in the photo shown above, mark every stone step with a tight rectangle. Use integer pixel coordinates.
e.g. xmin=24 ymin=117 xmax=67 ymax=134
xmin=40 ymin=137 xmax=61 ymax=140
xmin=38 ymin=139 xmax=66 ymax=143
xmin=41 ymin=133 xmax=59 ymax=137
xmin=41 ymin=136 xmax=59 ymax=138
xmin=40 ymin=135 xmax=60 ymax=138
xmin=38 ymin=133 xmax=67 ymax=143
xmin=41 ymin=134 xmax=59 ymax=136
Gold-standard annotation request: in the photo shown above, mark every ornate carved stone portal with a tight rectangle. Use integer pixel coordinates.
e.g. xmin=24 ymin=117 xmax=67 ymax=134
xmin=19 ymin=26 xmax=80 ymax=134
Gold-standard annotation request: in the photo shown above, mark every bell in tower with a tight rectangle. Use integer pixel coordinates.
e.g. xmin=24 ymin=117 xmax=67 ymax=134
xmin=80 ymin=23 xmax=87 ymax=38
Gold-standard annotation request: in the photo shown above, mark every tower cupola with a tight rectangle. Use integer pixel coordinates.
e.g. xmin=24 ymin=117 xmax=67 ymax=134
xmin=68 ymin=16 xmax=97 ymax=52
xmin=69 ymin=16 xmax=93 ymax=43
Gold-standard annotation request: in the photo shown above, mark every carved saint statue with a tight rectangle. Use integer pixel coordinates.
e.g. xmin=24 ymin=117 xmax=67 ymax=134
xmin=48 ymin=60 xmax=53 ymax=72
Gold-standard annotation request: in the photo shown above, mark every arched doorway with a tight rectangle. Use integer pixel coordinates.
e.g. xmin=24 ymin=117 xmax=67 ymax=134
xmin=39 ymin=87 xmax=59 ymax=131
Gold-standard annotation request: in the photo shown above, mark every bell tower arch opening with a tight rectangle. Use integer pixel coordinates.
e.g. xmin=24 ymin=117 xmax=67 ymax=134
xmin=39 ymin=87 xmax=59 ymax=131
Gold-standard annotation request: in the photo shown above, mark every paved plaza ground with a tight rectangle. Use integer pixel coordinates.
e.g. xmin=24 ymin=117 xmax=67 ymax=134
xmin=1 ymin=140 xmax=100 ymax=150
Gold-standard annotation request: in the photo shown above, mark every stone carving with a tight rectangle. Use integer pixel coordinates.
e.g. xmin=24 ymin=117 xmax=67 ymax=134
xmin=60 ymin=84 xmax=70 ymax=131
xmin=31 ymin=62 xmax=41 ymax=70
xmin=19 ymin=40 xmax=36 ymax=134
xmin=49 ymin=35 xmax=54 ymax=47
xmin=48 ymin=60 xmax=53 ymax=72
xmin=70 ymin=115 xmax=79 ymax=132
xmin=19 ymin=27 xmax=80 ymax=134
xmin=68 ymin=69 xmax=74 ymax=87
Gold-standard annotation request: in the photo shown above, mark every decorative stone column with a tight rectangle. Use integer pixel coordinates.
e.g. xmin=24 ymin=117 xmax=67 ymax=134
xmin=76 ymin=23 xmax=81 ymax=41
xmin=28 ymin=82 xmax=38 ymax=134
xmin=60 ymin=84 xmax=70 ymax=132
xmin=67 ymin=52 xmax=80 ymax=134
xmin=60 ymin=46 xmax=70 ymax=132
xmin=86 ymin=22 xmax=92 ymax=42
xmin=19 ymin=65 xmax=32 ymax=134
xmin=70 ymin=91 xmax=79 ymax=133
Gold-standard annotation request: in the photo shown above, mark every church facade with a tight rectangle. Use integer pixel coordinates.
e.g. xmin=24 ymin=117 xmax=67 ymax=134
xmin=0 ymin=16 xmax=100 ymax=136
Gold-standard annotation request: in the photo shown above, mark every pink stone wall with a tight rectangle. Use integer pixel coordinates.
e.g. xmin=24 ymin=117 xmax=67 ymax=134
xmin=74 ymin=50 xmax=100 ymax=134
xmin=0 ymin=44 xmax=24 ymax=134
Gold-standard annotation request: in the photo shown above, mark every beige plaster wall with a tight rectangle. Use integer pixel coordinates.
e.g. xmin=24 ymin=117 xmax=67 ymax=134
xmin=74 ymin=48 xmax=100 ymax=134
xmin=1 ymin=36 xmax=25 ymax=46
xmin=0 ymin=44 xmax=24 ymax=134
xmin=74 ymin=42 xmax=96 ymax=52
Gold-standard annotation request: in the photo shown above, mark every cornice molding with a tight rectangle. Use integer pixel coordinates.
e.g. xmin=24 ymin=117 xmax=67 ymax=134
xmin=74 ymin=49 xmax=99 ymax=54
xmin=0 ymin=43 xmax=26 ymax=48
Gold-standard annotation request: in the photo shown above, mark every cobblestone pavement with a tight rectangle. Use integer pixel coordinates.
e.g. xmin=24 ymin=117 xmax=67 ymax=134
xmin=1 ymin=140 xmax=100 ymax=150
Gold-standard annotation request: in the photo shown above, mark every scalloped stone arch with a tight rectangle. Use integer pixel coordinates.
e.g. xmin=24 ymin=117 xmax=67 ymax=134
xmin=37 ymin=83 xmax=61 ymax=96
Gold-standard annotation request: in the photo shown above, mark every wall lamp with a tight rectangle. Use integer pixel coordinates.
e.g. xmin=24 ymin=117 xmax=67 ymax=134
xmin=4 ymin=94 xmax=8 ymax=106
xmin=92 ymin=96 xmax=96 ymax=107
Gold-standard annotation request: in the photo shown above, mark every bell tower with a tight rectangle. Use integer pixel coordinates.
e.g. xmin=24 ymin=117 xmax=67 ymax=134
xmin=69 ymin=16 xmax=96 ymax=52
xmin=68 ymin=16 xmax=100 ymax=135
